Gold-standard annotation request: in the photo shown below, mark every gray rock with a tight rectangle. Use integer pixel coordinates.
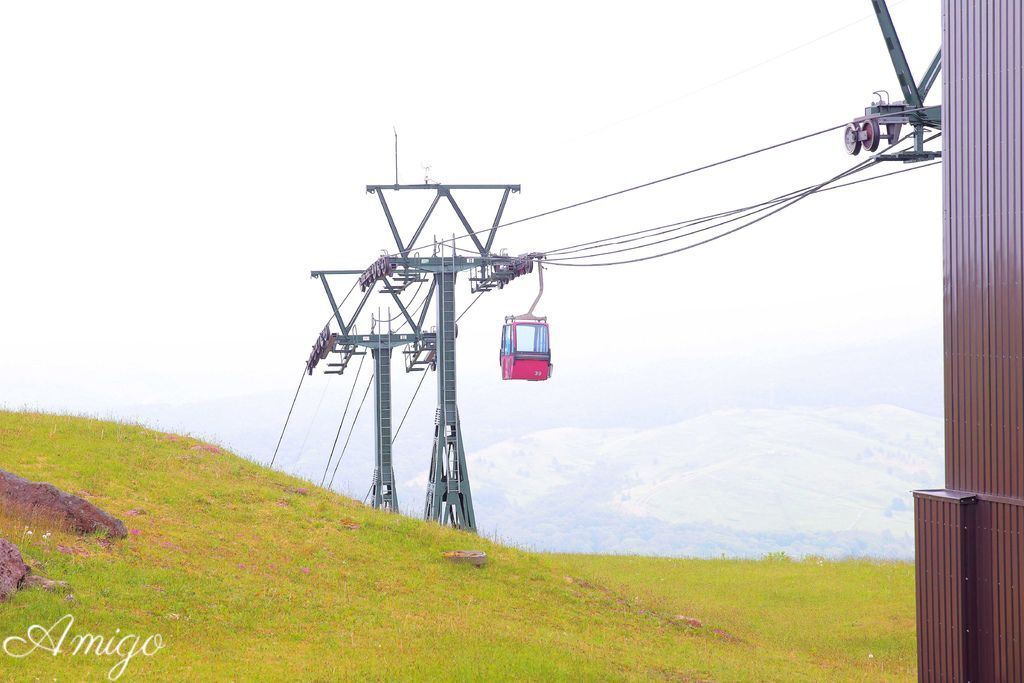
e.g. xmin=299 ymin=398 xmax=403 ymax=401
xmin=0 ymin=539 xmax=28 ymax=601
xmin=0 ymin=469 xmax=127 ymax=538
xmin=22 ymin=574 xmax=69 ymax=592
xmin=442 ymin=550 xmax=487 ymax=567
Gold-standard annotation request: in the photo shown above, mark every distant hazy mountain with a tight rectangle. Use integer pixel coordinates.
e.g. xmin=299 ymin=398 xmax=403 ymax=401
xmin=459 ymin=405 xmax=942 ymax=558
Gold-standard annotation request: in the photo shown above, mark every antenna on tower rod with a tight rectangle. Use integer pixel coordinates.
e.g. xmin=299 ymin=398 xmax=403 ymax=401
xmin=393 ymin=126 xmax=399 ymax=186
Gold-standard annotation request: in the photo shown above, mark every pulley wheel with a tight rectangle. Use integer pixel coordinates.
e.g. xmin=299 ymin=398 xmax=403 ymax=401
xmin=844 ymin=124 xmax=861 ymax=155
xmin=861 ymin=119 xmax=881 ymax=152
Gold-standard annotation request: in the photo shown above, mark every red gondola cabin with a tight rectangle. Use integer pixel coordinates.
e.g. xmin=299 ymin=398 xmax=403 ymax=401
xmin=500 ymin=318 xmax=552 ymax=381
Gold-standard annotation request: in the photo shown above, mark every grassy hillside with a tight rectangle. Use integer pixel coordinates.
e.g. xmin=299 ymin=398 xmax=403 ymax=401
xmin=0 ymin=412 xmax=916 ymax=681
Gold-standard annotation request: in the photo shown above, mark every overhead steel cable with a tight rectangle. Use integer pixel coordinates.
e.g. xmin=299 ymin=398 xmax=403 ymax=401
xmin=327 ymin=371 xmax=374 ymax=490
xmin=547 ymin=196 xmax=803 ymax=261
xmin=545 ymin=161 xmax=941 ymax=258
xmin=395 ymin=281 xmax=431 ymax=332
xmin=386 ymin=107 xmax=935 ymax=257
xmin=546 ymin=155 xmax=939 ymax=263
xmin=268 ymin=367 xmax=306 ymax=468
xmin=319 ymin=352 xmax=368 ymax=487
xmin=544 ymin=136 xmax=939 ymax=266
xmin=296 ymin=373 xmax=334 ymax=460
xmin=320 ymin=278 xmax=360 ymax=333
xmin=570 ymin=0 xmax=918 ymax=142
xmin=389 ymin=282 xmax=486 ymax=451
xmin=545 ymin=156 xmax=883 ymax=268
xmin=378 ymin=276 xmax=428 ymax=329
xmin=456 ymin=291 xmax=485 ymax=322
xmin=543 ymin=132 xmax=938 ymax=259
xmin=543 ymin=160 xmax=917 ymax=258
xmin=268 ymin=282 xmax=360 ymax=471
xmin=268 ymin=278 xmax=361 ymax=468
xmin=544 ymin=201 xmax=787 ymax=258
xmin=392 ymin=370 xmax=428 ymax=444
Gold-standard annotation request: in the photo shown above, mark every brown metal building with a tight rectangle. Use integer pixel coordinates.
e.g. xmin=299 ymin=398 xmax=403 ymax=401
xmin=914 ymin=0 xmax=1024 ymax=679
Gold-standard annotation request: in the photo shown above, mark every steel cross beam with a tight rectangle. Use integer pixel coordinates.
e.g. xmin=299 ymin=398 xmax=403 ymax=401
xmin=870 ymin=0 xmax=941 ymax=130
xmin=918 ymin=49 xmax=941 ymax=102
xmin=365 ymin=183 xmax=520 ymax=257
xmin=871 ymin=0 xmax=923 ymax=108
xmin=379 ymin=277 xmax=420 ymax=334
xmin=331 ymin=332 xmax=419 ymax=349
xmin=312 ymin=272 xmax=373 ymax=337
xmin=311 ymin=269 xmax=434 ymax=339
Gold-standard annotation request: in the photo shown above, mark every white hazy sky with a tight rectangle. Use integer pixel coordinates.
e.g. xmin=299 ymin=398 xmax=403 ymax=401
xmin=1 ymin=0 xmax=942 ymax=416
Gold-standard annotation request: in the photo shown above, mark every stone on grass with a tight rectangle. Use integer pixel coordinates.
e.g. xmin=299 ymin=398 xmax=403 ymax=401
xmin=0 ymin=469 xmax=128 ymax=538
xmin=442 ymin=550 xmax=487 ymax=567
xmin=0 ymin=538 xmax=28 ymax=601
xmin=22 ymin=574 xmax=69 ymax=592
xmin=713 ymin=628 xmax=741 ymax=643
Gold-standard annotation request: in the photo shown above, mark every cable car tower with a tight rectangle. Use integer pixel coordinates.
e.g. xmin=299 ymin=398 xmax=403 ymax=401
xmin=309 ymin=182 xmax=537 ymax=532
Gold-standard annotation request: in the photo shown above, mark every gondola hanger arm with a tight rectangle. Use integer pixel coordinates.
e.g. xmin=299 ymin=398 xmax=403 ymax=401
xmin=513 ymin=258 xmax=547 ymax=322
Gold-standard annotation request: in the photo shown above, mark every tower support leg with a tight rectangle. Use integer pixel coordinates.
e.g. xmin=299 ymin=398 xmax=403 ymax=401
xmin=370 ymin=346 xmax=398 ymax=511
xmin=423 ymin=270 xmax=476 ymax=531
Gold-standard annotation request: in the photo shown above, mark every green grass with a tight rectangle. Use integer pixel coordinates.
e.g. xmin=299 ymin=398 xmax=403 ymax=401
xmin=0 ymin=412 xmax=916 ymax=681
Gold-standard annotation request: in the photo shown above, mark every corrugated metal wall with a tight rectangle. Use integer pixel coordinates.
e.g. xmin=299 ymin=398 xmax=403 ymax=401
xmin=915 ymin=493 xmax=1024 ymax=680
xmin=943 ymin=0 xmax=1023 ymax=497
xmin=971 ymin=499 xmax=1024 ymax=681
xmin=916 ymin=0 xmax=1024 ymax=679
xmin=914 ymin=493 xmax=973 ymax=681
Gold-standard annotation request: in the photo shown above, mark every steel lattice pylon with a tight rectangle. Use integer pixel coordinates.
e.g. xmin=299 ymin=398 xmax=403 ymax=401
xmin=423 ymin=267 xmax=474 ymax=528
xmin=309 ymin=182 xmax=535 ymax=533
xmin=369 ymin=344 xmax=398 ymax=511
